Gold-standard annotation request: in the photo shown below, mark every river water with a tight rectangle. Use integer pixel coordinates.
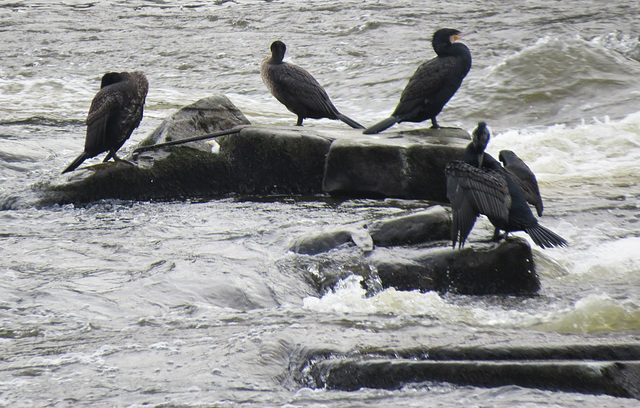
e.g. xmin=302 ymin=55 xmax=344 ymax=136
xmin=2 ymin=1 xmax=640 ymax=407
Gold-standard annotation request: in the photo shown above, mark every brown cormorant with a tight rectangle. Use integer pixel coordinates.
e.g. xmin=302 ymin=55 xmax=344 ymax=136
xmin=363 ymin=28 xmax=471 ymax=134
xmin=261 ymin=40 xmax=364 ymax=129
xmin=445 ymin=122 xmax=567 ymax=249
xmin=62 ymin=71 xmax=148 ymax=174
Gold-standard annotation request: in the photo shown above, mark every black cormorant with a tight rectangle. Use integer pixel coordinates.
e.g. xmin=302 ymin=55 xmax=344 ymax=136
xmin=261 ymin=40 xmax=364 ymax=129
xmin=445 ymin=122 xmax=567 ymax=249
xmin=62 ymin=71 xmax=148 ymax=174
xmin=499 ymin=149 xmax=543 ymax=216
xmin=363 ymin=28 xmax=472 ymax=134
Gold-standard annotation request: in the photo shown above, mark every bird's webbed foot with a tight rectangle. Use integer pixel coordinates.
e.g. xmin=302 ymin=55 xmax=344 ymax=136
xmin=296 ymin=117 xmax=304 ymax=126
xmin=430 ymin=118 xmax=440 ymax=129
xmin=119 ymin=159 xmax=136 ymax=167
xmin=492 ymin=228 xmax=507 ymax=242
xmin=111 ymin=153 xmax=135 ymax=167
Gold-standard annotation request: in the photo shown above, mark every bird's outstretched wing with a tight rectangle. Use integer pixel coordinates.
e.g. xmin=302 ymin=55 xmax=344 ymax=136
xmin=445 ymin=161 xmax=511 ymax=247
xmin=499 ymin=150 xmax=543 ymax=216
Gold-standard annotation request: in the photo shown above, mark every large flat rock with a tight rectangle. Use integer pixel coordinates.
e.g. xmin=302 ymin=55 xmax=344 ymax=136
xmin=323 ymin=128 xmax=469 ymax=201
xmin=43 ymin=148 xmax=234 ymax=204
xmin=41 ymin=95 xmax=471 ymax=205
xmin=220 ymin=126 xmax=334 ymax=195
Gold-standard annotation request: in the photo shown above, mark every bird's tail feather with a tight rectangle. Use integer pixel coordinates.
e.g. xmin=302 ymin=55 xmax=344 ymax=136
xmin=61 ymin=152 xmax=89 ymax=174
xmin=337 ymin=114 xmax=365 ymax=129
xmin=525 ymin=224 xmax=568 ymax=249
xmin=363 ymin=116 xmax=400 ymax=134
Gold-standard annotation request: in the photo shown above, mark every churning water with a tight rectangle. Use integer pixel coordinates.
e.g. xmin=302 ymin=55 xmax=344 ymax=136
xmin=1 ymin=1 xmax=640 ymax=406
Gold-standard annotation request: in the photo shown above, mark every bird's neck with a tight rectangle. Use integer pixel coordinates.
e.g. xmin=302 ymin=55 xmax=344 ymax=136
xmin=436 ymin=43 xmax=470 ymax=58
xmin=270 ymin=53 xmax=285 ymax=64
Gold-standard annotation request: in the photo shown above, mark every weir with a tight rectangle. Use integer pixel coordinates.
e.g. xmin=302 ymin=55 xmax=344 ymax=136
xmin=292 ymin=344 xmax=640 ymax=400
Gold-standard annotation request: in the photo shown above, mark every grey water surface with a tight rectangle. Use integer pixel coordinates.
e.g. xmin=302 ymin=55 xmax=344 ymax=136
xmin=2 ymin=1 xmax=640 ymax=406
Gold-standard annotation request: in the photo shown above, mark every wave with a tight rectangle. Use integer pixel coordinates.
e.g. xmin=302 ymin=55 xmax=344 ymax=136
xmin=458 ymin=35 xmax=640 ymax=128
xmin=531 ymin=293 xmax=640 ymax=334
xmin=0 ymin=116 xmax=83 ymax=127
xmin=302 ymin=275 xmax=640 ymax=334
xmin=593 ymin=30 xmax=640 ymax=62
xmin=487 ymin=111 xmax=640 ymax=182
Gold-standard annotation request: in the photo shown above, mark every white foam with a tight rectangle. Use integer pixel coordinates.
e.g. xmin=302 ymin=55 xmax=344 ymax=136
xmin=302 ymin=275 xmax=460 ymax=320
xmin=560 ymin=236 xmax=640 ymax=278
xmin=531 ymin=293 xmax=640 ymax=334
xmin=487 ymin=112 xmax=640 ymax=185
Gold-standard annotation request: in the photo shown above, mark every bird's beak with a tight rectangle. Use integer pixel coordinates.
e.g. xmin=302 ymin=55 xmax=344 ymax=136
xmin=453 ymin=31 xmax=475 ymax=42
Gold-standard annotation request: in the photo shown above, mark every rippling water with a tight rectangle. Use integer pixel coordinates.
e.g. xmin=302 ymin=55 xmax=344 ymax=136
xmin=2 ymin=1 xmax=640 ymax=406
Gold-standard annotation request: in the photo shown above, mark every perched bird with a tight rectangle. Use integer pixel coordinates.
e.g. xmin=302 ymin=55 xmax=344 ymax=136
xmin=363 ymin=28 xmax=472 ymax=134
xmin=465 ymin=123 xmax=543 ymax=215
xmin=463 ymin=121 xmax=493 ymax=168
xmin=499 ymin=149 xmax=543 ymax=216
xmin=62 ymin=71 xmax=148 ymax=174
xmin=445 ymin=122 xmax=567 ymax=249
xmin=261 ymin=40 xmax=364 ymax=129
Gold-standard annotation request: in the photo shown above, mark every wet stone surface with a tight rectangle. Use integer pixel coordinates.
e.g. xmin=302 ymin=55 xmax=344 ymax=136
xmin=294 ymin=344 xmax=640 ymax=400
xmin=42 ymin=95 xmax=470 ymax=205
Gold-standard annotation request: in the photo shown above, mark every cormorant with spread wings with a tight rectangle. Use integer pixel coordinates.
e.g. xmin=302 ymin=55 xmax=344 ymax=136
xmin=445 ymin=122 xmax=567 ymax=249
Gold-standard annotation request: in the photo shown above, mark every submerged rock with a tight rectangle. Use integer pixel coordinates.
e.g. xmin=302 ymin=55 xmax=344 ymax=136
xmin=300 ymin=236 xmax=539 ymax=296
xmin=289 ymin=206 xmax=450 ymax=255
xmin=374 ymin=237 xmax=539 ymax=295
xmin=367 ymin=205 xmax=451 ymax=247
xmin=310 ymin=357 xmax=640 ymax=399
xmin=290 ymin=205 xmax=539 ymax=296
xmin=298 ymin=344 xmax=640 ymax=400
xmin=290 ymin=228 xmax=372 ymax=256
